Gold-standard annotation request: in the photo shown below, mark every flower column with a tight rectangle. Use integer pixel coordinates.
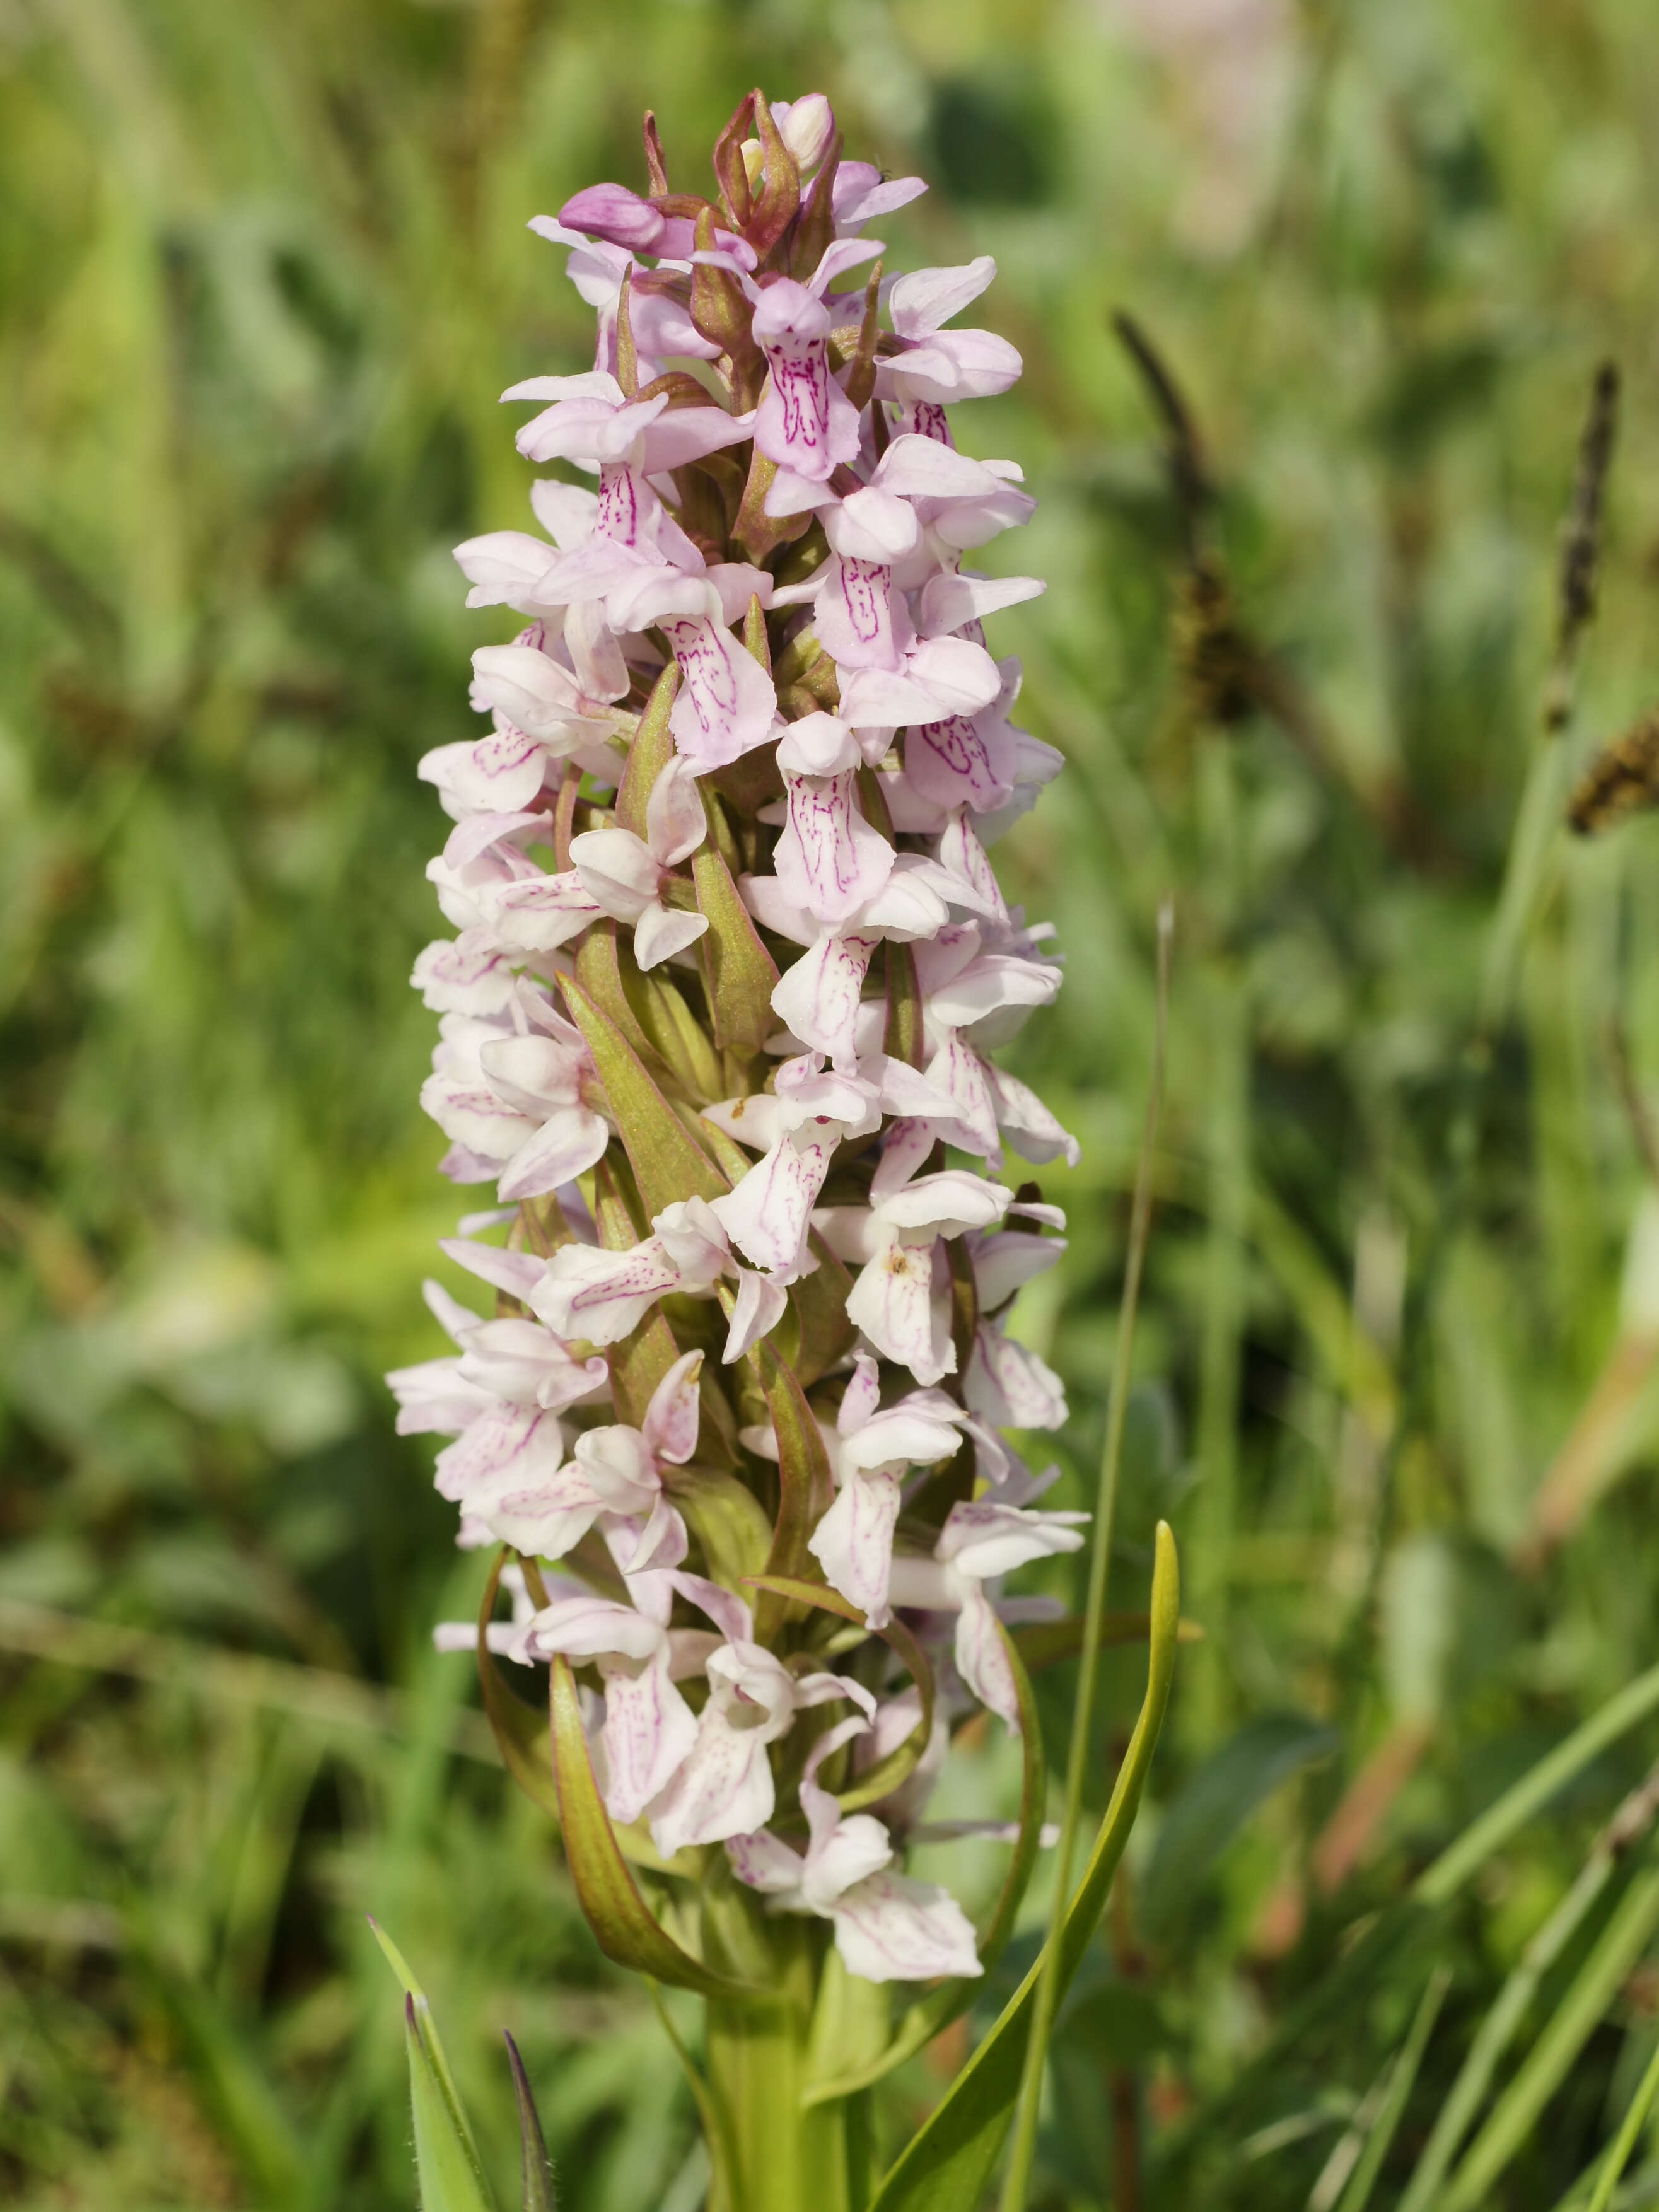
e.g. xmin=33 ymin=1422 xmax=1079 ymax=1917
xmin=395 ymin=88 xmax=1083 ymax=2212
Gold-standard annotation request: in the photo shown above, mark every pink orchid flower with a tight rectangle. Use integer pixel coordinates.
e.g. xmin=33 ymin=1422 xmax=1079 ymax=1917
xmin=480 ymin=1348 xmax=703 ymax=1573
xmin=726 ymin=1717 xmax=981 ymax=1983
xmin=647 ymin=1585 xmax=875 ymax=1856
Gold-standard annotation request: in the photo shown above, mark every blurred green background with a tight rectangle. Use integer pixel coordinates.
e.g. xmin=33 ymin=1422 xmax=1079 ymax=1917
xmin=9 ymin=1 xmax=1659 ymax=2206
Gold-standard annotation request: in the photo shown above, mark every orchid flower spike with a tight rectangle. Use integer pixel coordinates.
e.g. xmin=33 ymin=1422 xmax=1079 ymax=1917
xmin=395 ymin=89 xmax=1086 ymax=2035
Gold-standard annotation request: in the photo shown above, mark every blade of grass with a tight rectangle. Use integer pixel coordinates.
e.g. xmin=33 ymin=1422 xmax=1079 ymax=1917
xmin=1441 ymin=1859 xmax=1659 ymax=2212
xmin=1585 ymin=2037 xmax=1659 ymax=2212
xmin=1399 ymin=1761 xmax=1659 ymax=2212
xmin=1326 ymin=1968 xmax=1449 ymax=2212
xmin=998 ymin=899 xmax=1172 ymax=2212
xmin=1158 ymin=1657 xmax=1659 ymax=2179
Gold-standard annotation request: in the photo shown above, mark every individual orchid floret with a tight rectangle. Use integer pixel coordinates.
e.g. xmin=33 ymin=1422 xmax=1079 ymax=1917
xmin=521 ymin=1580 xmax=699 ymax=1824
xmin=743 ymin=240 xmax=884 ymax=504
xmin=531 ymin=1196 xmax=786 ymax=1362
xmin=833 ymin=161 xmax=928 ymax=235
xmin=876 ymin=257 xmax=1022 ymax=407
xmin=646 ymin=1583 xmax=875 ymax=1857
xmin=517 ymin=1538 xmax=723 ymax=1825
xmin=469 ymin=631 xmax=633 ymax=765
xmin=726 ymin=1718 xmax=981 ymax=1982
xmin=705 ymin=1045 xmax=955 ymax=1282
xmin=806 ymin=1353 xmax=968 ymax=1626
xmin=552 ymin=185 xmax=756 ymax=266
xmin=419 ymin=993 xmax=612 ymax=1202
xmin=569 ymin=755 xmax=710 ymax=970
xmin=888 ymin=1498 xmax=1088 ymax=1730
xmin=388 ymin=1279 xmax=609 ymax=1453
xmin=762 ymin=93 xmax=835 ymax=177
xmin=481 ymin=1349 xmax=704 ymax=1572
xmin=771 ymin=713 xmax=895 ymax=925
xmin=611 ymin=571 xmax=781 ymax=769
xmin=504 ymin=370 xmax=755 ymax=477
xmin=821 ymin=1170 xmax=1014 ymax=1387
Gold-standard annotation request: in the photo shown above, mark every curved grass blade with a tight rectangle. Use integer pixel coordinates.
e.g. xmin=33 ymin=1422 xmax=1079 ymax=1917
xmin=371 ymin=1921 xmax=482 ymax=2168
xmin=548 ymin=1652 xmax=760 ymax=2001
xmin=743 ymin=1573 xmax=936 ymax=1811
xmin=803 ymin=1614 xmax=1046 ymax=2107
xmin=503 ymin=2032 xmax=556 ymax=2212
xmin=374 ymin=1929 xmax=496 ymax=2211
xmin=861 ymin=1522 xmax=1180 ymax=2210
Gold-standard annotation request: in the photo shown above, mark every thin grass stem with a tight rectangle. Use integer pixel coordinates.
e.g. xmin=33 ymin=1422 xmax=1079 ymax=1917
xmin=998 ymin=899 xmax=1174 ymax=2212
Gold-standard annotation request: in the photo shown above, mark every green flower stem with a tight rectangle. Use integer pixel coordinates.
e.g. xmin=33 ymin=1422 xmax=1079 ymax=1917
xmin=705 ymin=1985 xmax=864 ymax=2211
xmin=697 ymin=1875 xmax=883 ymax=2212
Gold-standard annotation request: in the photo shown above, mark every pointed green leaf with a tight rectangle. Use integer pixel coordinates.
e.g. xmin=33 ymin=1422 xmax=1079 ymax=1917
xmin=678 ymin=1468 xmax=776 ymax=1591
xmin=503 ymin=2032 xmax=556 ymax=2212
xmin=695 ymin=1109 xmax=760 ymax=1189
xmin=549 ymin=1653 xmax=760 ymax=2000
xmin=803 ymin=1614 xmax=1046 ymax=2106
xmin=883 ymin=938 xmax=925 ymax=1068
xmin=745 ymin=93 xmax=801 ymax=257
xmin=735 ymin=442 xmax=812 ymax=562
xmin=744 ymin=1575 xmax=935 ymax=1810
xmin=615 ymin=663 xmax=678 ymax=838
xmin=694 ymin=841 xmax=779 ymax=1053
xmin=591 ymin=1150 xmax=646 ymax=1247
xmin=711 ymin=98 xmax=755 ymax=228
xmin=789 ymin=129 xmax=842 ymax=279
xmin=946 ymin=1234 xmax=978 ymax=1377
xmin=372 ymin=1924 xmax=480 ymax=2168
xmin=615 ymin=270 xmax=638 ymax=397
xmin=475 ymin=1549 xmax=562 ymax=1826
xmin=742 ymin=590 xmax=772 ymax=675
xmin=781 ymin=1234 xmax=855 ymax=1385
xmin=591 ymin=1156 xmax=683 ymax=1426
xmin=744 ymin=1341 xmax=830 ymax=1639
xmin=616 ymin=941 xmax=726 ymax=1102
xmin=864 ymin=1524 xmax=1180 ymax=2211
xmin=405 ymin=1994 xmax=498 ymax=2212
xmin=558 ymin=972 xmax=728 ymax=1217
xmin=575 ymin=923 xmax=665 ymax=1069
xmin=691 ymin=201 xmax=755 ymax=354
xmin=376 ymin=1930 xmax=496 ymax=2211
xmin=842 ymin=256 xmax=885 ymax=412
